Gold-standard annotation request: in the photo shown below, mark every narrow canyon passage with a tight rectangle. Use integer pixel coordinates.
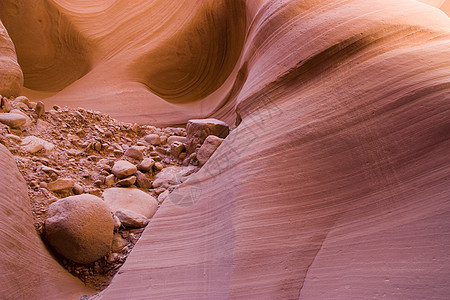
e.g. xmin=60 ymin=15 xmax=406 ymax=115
xmin=0 ymin=1 xmax=449 ymax=299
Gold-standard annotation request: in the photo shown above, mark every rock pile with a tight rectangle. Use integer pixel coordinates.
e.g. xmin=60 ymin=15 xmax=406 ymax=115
xmin=0 ymin=94 xmax=230 ymax=290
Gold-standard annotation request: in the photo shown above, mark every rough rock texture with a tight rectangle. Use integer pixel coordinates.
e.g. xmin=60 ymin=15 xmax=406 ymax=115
xmin=0 ymin=20 xmax=23 ymax=97
xmin=186 ymin=119 xmax=229 ymax=154
xmin=197 ymin=135 xmax=224 ymax=166
xmin=45 ymin=194 xmax=115 ymax=264
xmin=0 ymin=144 xmax=91 ymax=299
xmin=103 ymin=188 xmax=158 ymax=219
xmin=0 ymin=0 xmax=449 ymax=299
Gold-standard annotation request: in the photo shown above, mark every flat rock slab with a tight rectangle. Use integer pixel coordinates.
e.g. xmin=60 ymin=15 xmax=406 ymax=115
xmin=103 ymin=188 xmax=158 ymax=219
xmin=21 ymin=136 xmax=55 ymax=153
xmin=114 ymin=209 xmax=149 ymax=228
xmin=0 ymin=113 xmax=26 ymax=128
xmin=47 ymin=178 xmax=75 ymax=193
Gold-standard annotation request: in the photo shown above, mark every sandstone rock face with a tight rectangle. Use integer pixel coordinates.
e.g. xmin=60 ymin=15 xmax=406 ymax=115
xmin=0 ymin=20 xmax=23 ymax=97
xmin=99 ymin=1 xmax=450 ymax=300
xmin=0 ymin=144 xmax=91 ymax=299
xmin=45 ymin=195 xmax=114 ymax=264
xmin=186 ymin=119 xmax=229 ymax=154
xmin=103 ymin=188 xmax=158 ymax=219
xmin=0 ymin=0 xmax=449 ymax=299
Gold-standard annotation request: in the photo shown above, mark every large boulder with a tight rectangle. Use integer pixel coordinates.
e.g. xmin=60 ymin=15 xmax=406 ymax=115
xmin=0 ymin=20 xmax=23 ymax=97
xmin=186 ymin=119 xmax=229 ymax=154
xmin=103 ymin=188 xmax=158 ymax=219
xmin=45 ymin=194 xmax=114 ymax=264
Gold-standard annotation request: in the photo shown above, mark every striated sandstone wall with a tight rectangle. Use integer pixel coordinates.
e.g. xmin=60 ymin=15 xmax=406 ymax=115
xmin=0 ymin=144 xmax=92 ymax=299
xmin=0 ymin=20 xmax=23 ymax=97
xmin=99 ymin=0 xmax=450 ymax=299
xmin=0 ymin=0 xmax=449 ymax=299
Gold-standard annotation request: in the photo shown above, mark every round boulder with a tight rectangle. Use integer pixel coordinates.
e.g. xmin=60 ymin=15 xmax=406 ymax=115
xmin=111 ymin=160 xmax=137 ymax=179
xmin=45 ymin=194 xmax=114 ymax=264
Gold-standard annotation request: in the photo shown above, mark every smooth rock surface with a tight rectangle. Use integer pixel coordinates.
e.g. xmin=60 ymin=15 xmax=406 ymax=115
xmin=21 ymin=136 xmax=55 ymax=153
xmin=114 ymin=209 xmax=149 ymax=228
xmin=137 ymin=158 xmax=154 ymax=173
xmin=0 ymin=144 xmax=92 ymax=299
xmin=0 ymin=0 xmax=449 ymax=299
xmin=45 ymin=194 xmax=114 ymax=264
xmin=47 ymin=178 xmax=75 ymax=193
xmin=111 ymin=160 xmax=137 ymax=179
xmin=144 ymin=134 xmax=161 ymax=145
xmin=0 ymin=20 xmax=23 ymax=97
xmin=124 ymin=146 xmax=144 ymax=161
xmin=0 ymin=113 xmax=26 ymax=128
xmin=167 ymin=136 xmax=187 ymax=145
xmin=103 ymin=188 xmax=158 ymax=219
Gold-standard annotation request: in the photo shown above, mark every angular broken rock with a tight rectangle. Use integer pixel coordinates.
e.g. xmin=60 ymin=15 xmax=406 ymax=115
xmin=0 ymin=97 xmax=11 ymax=113
xmin=111 ymin=160 xmax=137 ymax=179
xmin=21 ymin=136 xmax=55 ymax=154
xmin=152 ymin=166 xmax=198 ymax=189
xmin=105 ymin=174 xmax=115 ymax=187
xmin=0 ymin=113 xmax=26 ymax=128
xmin=170 ymin=141 xmax=185 ymax=159
xmin=103 ymin=187 xmax=158 ymax=218
xmin=111 ymin=233 xmax=128 ymax=253
xmin=47 ymin=178 xmax=75 ymax=193
xmin=35 ymin=101 xmax=45 ymax=118
xmin=167 ymin=135 xmax=187 ymax=145
xmin=114 ymin=209 xmax=149 ymax=228
xmin=117 ymin=176 xmax=136 ymax=187
xmin=186 ymin=118 xmax=229 ymax=154
xmin=44 ymin=194 xmax=114 ymax=264
xmin=197 ymin=135 xmax=224 ymax=166
xmin=136 ymin=171 xmax=152 ymax=189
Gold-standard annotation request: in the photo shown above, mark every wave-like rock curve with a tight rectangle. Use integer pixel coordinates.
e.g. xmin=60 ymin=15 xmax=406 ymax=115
xmin=0 ymin=0 xmax=449 ymax=299
xmin=0 ymin=19 xmax=22 ymax=97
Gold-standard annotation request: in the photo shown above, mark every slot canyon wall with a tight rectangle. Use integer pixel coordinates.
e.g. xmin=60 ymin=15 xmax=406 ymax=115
xmin=0 ymin=0 xmax=449 ymax=299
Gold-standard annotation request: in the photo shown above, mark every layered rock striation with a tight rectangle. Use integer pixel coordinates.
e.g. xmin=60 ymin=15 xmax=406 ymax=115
xmin=0 ymin=0 xmax=449 ymax=299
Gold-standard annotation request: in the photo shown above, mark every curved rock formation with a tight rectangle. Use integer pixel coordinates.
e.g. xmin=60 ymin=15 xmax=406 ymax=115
xmin=99 ymin=1 xmax=450 ymax=299
xmin=0 ymin=0 xmax=449 ymax=299
xmin=0 ymin=144 xmax=91 ymax=299
xmin=0 ymin=20 xmax=23 ymax=97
